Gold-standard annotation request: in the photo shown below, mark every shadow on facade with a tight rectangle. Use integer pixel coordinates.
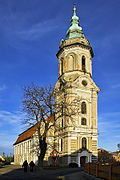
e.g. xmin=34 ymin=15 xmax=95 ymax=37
xmin=47 ymin=148 xmax=97 ymax=167
xmin=45 ymin=149 xmax=119 ymax=168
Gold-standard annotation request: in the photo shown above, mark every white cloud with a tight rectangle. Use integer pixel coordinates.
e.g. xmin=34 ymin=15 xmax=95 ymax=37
xmin=0 ymin=85 xmax=6 ymax=91
xmin=0 ymin=122 xmax=3 ymax=127
xmin=0 ymin=132 xmax=17 ymax=154
xmin=0 ymin=140 xmax=13 ymax=148
xmin=98 ymin=112 xmax=120 ymax=135
xmin=99 ymin=112 xmax=120 ymax=119
xmin=16 ymin=19 xmax=59 ymax=41
xmin=1 ymin=11 xmax=60 ymax=41
xmin=0 ymin=110 xmax=26 ymax=154
xmin=98 ymin=111 xmax=120 ymax=151
xmin=111 ymin=84 xmax=120 ymax=89
xmin=114 ymin=135 xmax=120 ymax=138
xmin=0 ymin=110 xmax=24 ymax=124
xmin=2 ymin=17 xmax=60 ymax=50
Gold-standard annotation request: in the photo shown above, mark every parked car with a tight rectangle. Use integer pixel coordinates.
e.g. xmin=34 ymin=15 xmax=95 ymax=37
xmin=4 ymin=161 xmax=10 ymax=165
xmin=69 ymin=162 xmax=78 ymax=168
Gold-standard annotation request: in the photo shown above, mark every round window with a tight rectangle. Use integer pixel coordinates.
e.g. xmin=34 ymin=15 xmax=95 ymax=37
xmin=82 ymin=80 xmax=87 ymax=86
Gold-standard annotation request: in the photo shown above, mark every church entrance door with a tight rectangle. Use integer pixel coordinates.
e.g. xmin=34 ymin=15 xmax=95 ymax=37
xmin=80 ymin=156 xmax=86 ymax=167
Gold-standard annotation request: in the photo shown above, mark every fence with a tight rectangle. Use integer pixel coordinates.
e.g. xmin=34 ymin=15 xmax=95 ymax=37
xmin=84 ymin=163 xmax=120 ymax=180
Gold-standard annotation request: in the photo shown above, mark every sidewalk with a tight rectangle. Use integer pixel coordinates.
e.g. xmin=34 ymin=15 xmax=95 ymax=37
xmin=0 ymin=165 xmax=103 ymax=180
xmin=64 ymin=171 xmax=103 ymax=180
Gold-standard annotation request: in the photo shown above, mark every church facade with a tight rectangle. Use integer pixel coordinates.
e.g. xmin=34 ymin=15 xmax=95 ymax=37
xmin=14 ymin=6 xmax=100 ymax=167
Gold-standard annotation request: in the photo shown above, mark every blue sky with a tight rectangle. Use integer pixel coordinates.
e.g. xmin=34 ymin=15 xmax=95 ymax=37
xmin=0 ymin=0 xmax=120 ymax=155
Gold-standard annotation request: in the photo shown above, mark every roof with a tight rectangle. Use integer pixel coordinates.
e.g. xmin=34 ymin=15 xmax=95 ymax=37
xmin=66 ymin=5 xmax=84 ymax=40
xmin=98 ymin=148 xmax=108 ymax=152
xmin=14 ymin=115 xmax=54 ymax=145
xmin=14 ymin=124 xmax=37 ymax=145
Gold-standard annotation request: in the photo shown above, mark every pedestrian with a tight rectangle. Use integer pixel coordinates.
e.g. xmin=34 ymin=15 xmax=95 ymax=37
xmin=29 ymin=161 xmax=35 ymax=172
xmin=22 ymin=160 xmax=28 ymax=172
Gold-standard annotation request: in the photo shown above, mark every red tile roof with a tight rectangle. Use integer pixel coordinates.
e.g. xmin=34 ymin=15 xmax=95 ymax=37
xmin=14 ymin=115 xmax=54 ymax=145
xmin=14 ymin=124 xmax=37 ymax=145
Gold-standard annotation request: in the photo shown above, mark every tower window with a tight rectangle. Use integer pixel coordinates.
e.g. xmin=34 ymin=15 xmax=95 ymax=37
xmin=61 ymin=139 xmax=63 ymax=151
xmin=67 ymin=55 xmax=74 ymax=71
xmin=81 ymin=102 xmax=87 ymax=114
xmin=82 ymin=56 xmax=86 ymax=71
xmin=61 ymin=59 xmax=63 ymax=74
xmin=82 ymin=137 xmax=87 ymax=149
xmin=62 ymin=119 xmax=64 ymax=127
xmin=81 ymin=118 xmax=87 ymax=125
xmin=61 ymin=104 xmax=64 ymax=127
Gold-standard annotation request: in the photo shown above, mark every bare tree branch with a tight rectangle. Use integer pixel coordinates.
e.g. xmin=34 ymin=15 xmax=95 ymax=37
xmin=22 ymin=82 xmax=81 ymax=167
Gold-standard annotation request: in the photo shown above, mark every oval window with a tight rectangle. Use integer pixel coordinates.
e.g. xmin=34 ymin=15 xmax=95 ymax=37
xmin=82 ymin=80 xmax=87 ymax=86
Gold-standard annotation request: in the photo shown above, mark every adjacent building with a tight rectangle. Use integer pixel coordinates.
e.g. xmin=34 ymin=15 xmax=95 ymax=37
xmin=14 ymin=117 xmax=54 ymax=165
xmin=98 ymin=148 xmax=120 ymax=163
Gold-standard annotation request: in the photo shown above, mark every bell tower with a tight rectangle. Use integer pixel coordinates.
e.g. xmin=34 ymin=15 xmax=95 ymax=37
xmin=55 ymin=5 xmax=100 ymax=166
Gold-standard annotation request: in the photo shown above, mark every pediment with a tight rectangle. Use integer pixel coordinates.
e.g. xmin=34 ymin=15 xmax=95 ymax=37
xmin=80 ymin=150 xmax=92 ymax=155
xmin=78 ymin=148 xmax=92 ymax=154
xmin=66 ymin=74 xmax=100 ymax=93
xmin=55 ymin=74 xmax=100 ymax=93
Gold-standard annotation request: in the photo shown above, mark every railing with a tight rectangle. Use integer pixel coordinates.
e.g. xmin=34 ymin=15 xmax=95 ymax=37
xmin=84 ymin=163 xmax=120 ymax=180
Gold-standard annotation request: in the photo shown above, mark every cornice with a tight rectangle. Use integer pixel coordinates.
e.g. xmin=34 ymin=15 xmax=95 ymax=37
xmin=58 ymin=70 xmax=92 ymax=80
xmin=56 ymin=41 xmax=94 ymax=58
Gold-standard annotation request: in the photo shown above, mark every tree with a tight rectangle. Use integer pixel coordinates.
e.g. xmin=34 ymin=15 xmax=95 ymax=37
xmin=117 ymin=144 xmax=120 ymax=151
xmin=23 ymin=83 xmax=55 ymax=167
xmin=22 ymin=82 xmax=81 ymax=167
xmin=2 ymin=152 xmax=5 ymax=159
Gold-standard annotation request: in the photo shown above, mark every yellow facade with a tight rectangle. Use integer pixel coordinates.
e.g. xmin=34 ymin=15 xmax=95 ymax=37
xmin=14 ymin=6 xmax=100 ymax=167
xmin=54 ymin=7 xmax=100 ymax=167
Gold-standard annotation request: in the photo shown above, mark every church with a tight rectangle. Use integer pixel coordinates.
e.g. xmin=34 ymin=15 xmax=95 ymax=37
xmin=14 ymin=6 xmax=100 ymax=167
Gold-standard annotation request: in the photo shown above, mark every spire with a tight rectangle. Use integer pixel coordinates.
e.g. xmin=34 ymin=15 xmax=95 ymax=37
xmin=66 ymin=5 xmax=84 ymax=39
xmin=73 ymin=4 xmax=76 ymax=16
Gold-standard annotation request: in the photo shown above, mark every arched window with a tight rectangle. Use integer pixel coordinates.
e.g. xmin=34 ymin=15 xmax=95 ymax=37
xmin=81 ymin=102 xmax=87 ymax=114
xmin=62 ymin=119 xmax=64 ymax=127
xmin=61 ymin=104 xmax=64 ymax=127
xmin=81 ymin=118 xmax=87 ymax=125
xmin=82 ymin=56 xmax=86 ymax=71
xmin=82 ymin=137 xmax=87 ymax=149
xmin=68 ymin=55 xmax=74 ymax=71
xmin=61 ymin=59 xmax=63 ymax=74
xmin=61 ymin=139 xmax=63 ymax=151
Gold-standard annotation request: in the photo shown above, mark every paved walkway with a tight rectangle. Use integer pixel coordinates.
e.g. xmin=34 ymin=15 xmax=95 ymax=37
xmin=0 ymin=165 xmax=102 ymax=180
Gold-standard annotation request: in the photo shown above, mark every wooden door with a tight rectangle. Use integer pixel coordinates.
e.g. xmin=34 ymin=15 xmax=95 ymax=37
xmin=80 ymin=156 xmax=86 ymax=167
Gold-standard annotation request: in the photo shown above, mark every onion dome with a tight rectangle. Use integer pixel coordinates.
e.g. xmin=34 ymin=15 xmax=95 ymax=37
xmin=66 ymin=5 xmax=84 ymax=39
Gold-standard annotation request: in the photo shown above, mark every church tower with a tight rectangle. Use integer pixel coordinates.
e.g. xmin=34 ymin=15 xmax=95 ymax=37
xmin=55 ymin=6 xmax=100 ymax=167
